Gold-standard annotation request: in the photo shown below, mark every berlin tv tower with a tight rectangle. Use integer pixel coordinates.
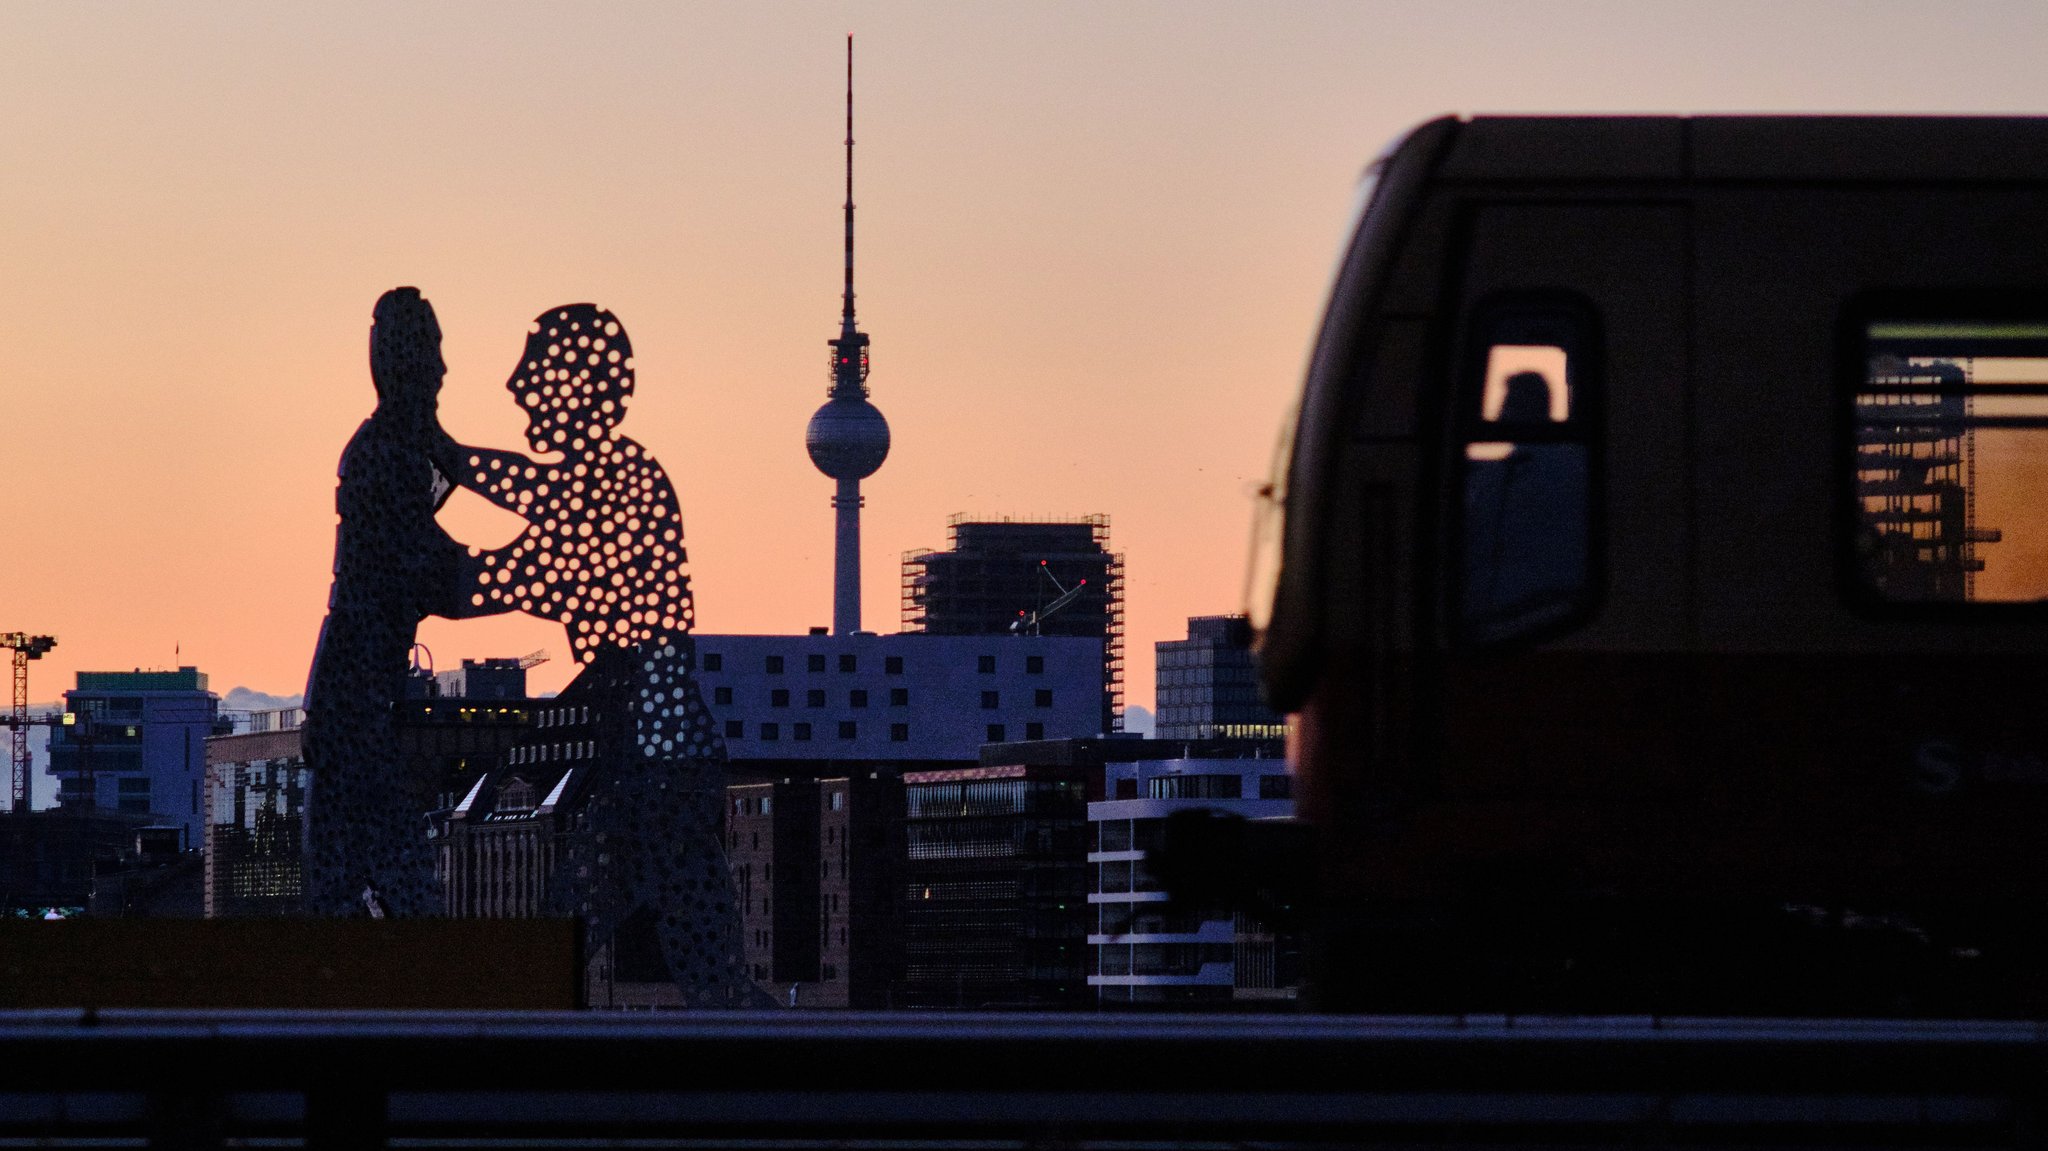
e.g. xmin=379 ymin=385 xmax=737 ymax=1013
xmin=805 ymin=34 xmax=891 ymax=635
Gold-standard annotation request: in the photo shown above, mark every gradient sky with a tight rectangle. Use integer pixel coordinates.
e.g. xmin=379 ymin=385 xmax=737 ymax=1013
xmin=7 ymin=1 xmax=2048 ymax=712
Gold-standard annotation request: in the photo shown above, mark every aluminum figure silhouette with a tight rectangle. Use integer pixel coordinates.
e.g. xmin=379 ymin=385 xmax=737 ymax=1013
xmin=445 ymin=304 xmax=748 ymax=1003
xmin=304 ymin=294 xmax=749 ymax=1004
xmin=302 ymin=287 xmax=466 ymax=918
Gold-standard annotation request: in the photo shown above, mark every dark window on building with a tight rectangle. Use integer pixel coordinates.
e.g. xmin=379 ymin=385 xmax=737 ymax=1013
xmin=713 ymin=686 xmax=732 ymax=706
xmin=1259 ymin=774 xmax=1293 ymax=799
xmin=1026 ymin=655 xmax=1044 ymax=674
xmin=1034 ymin=688 xmax=1053 ymax=708
xmin=890 ymin=723 xmax=909 ymax=742
xmin=1025 ymin=722 xmax=1044 ymax=740
xmin=839 ymin=654 xmax=857 ymax=673
xmin=794 ymin=723 xmax=813 ymax=742
xmin=808 ymin=653 xmax=827 ymax=673
xmin=981 ymin=690 xmax=999 ymax=709
xmin=885 ymin=655 xmax=904 ymax=675
xmin=838 ymin=721 xmax=857 ymax=740
xmin=766 ymin=655 xmax=784 ymax=674
xmin=849 ymin=689 xmax=868 ymax=708
xmin=807 ymin=689 xmax=826 ymax=708
xmin=1459 ymin=299 xmax=1596 ymax=644
xmin=1149 ymin=774 xmax=1244 ymax=800
xmin=977 ymin=655 xmax=996 ymax=674
xmin=771 ymin=688 xmax=789 ymax=708
xmin=703 ymin=653 xmax=723 ymax=672
xmin=987 ymin=724 xmax=1006 ymax=742
xmin=760 ymin=722 xmax=780 ymax=741
xmin=890 ymin=687 xmax=908 ymax=707
xmin=724 ymin=719 xmax=743 ymax=738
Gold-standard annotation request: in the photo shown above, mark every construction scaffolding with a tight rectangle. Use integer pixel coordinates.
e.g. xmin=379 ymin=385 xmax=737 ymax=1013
xmin=1857 ymin=358 xmax=1998 ymax=600
xmin=902 ymin=515 xmax=1124 ymax=733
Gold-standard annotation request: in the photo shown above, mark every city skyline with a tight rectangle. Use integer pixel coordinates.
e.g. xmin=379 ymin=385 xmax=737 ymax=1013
xmin=7 ymin=2 xmax=2048 ymax=710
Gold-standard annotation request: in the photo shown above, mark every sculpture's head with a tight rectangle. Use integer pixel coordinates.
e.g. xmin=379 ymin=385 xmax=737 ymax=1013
xmin=369 ymin=287 xmax=445 ymax=421
xmin=507 ymin=304 xmax=634 ymax=453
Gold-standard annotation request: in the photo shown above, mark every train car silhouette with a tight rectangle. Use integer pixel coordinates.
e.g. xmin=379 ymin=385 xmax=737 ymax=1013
xmin=1254 ymin=116 xmax=2048 ymax=1015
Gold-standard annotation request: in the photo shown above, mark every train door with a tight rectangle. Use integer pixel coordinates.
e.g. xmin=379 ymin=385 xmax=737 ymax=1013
xmin=1423 ymin=201 xmax=1693 ymax=897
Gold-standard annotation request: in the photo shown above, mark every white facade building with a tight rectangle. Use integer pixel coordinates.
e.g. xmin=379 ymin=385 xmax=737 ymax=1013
xmin=693 ymin=633 xmax=1104 ymax=767
xmin=1088 ymin=757 xmax=1296 ymax=1005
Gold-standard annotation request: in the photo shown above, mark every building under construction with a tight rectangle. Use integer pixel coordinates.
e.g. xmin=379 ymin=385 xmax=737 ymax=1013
xmin=902 ymin=515 xmax=1124 ymax=734
xmin=1856 ymin=356 xmax=2001 ymax=600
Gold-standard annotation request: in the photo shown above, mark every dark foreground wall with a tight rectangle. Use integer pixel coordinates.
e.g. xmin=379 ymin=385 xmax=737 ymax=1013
xmin=0 ymin=919 xmax=579 ymax=1009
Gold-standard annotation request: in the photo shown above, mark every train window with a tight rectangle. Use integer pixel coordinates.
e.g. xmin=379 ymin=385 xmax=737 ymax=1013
xmin=1856 ymin=319 xmax=2048 ymax=602
xmin=1458 ymin=306 xmax=1594 ymax=643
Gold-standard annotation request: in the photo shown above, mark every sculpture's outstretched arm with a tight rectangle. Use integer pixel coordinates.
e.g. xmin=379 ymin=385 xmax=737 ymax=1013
xmin=447 ymin=443 xmax=547 ymax=514
xmin=444 ymin=547 xmax=517 ymax=620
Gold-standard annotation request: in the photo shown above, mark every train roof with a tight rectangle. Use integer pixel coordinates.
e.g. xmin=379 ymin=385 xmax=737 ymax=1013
xmin=1428 ymin=115 xmax=2048 ymax=183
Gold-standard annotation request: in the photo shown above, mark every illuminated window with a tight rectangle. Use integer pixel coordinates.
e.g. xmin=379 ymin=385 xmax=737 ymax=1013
xmin=1855 ymin=318 xmax=2048 ymax=602
xmin=1459 ymin=299 xmax=1595 ymax=643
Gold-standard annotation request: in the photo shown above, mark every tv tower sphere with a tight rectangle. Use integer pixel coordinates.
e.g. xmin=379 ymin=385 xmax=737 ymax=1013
xmin=807 ymin=396 xmax=890 ymax=479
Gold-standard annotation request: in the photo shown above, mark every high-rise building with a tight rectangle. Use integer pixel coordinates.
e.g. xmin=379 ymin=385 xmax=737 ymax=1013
xmin=805 ymin=36 xmax=891 ymax=636
xmin=47 ymin=668 xmax=221 ymax=851
xmin=898 ymin=762 xmax=1092 ymax=1008
xmin=902 ymin=516 xmax=1124 ymax=734
xmin=1154 ymin=615 xmax=1288 ymax=741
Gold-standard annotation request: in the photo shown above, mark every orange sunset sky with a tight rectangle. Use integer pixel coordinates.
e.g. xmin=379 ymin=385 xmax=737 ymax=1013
xmin=7 ymin=1 xmax=2048 ymax=714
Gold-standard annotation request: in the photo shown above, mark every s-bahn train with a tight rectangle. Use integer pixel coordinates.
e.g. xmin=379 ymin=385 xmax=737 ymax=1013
xmin=1253 ymin=116 xmax=2048 ymax=1016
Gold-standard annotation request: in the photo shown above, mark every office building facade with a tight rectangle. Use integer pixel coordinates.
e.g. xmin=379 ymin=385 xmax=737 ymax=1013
xmin=48 ymin=668 xmax=221 ymax=850
xmin=1089 ymin=757 xmax=1298 ymax=1005
xmin=695 ymin=632 xmax=1102 ymax=775
xmin=898 ymin=762 xmax=1091 ymax=1008
xmin=1154 ymin=615 xmax=1288 ymax=741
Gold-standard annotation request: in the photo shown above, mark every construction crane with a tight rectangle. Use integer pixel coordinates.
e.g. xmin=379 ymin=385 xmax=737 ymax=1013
xmin=1 ymin=633 xmax=56 ymax=814
xmin=516 ymin=650 xmax=550 ymax=670
xmin=1009 ymin=562 xmax=1088 ymax=636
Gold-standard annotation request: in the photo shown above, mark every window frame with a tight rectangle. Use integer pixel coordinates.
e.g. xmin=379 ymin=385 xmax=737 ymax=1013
xmin=1449 ymin=290 xmax=1606 ymax=649
xmin=1838 ymin=290 xmax=2048 ymax=620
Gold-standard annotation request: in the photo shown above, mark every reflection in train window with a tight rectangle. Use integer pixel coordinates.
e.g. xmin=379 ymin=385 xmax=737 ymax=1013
xmin=1461 ymin=319 xmax=1592 ymax=643
xmin=1856 ymin=321 xmax=2048 ymax=602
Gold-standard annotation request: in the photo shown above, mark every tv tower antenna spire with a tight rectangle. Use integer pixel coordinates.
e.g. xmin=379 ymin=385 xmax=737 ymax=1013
xmin=841 ymin=32 xmax=858 ymax=340
xmin=807 ymin=33 xmax=891 ymax=635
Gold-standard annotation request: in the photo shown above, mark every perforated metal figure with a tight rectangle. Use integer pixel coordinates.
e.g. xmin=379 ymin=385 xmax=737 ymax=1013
xmin=302 ymin=287 xmax=467 ymax=918
xmin=442 ymin=304 xmax=751 ymax=1004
